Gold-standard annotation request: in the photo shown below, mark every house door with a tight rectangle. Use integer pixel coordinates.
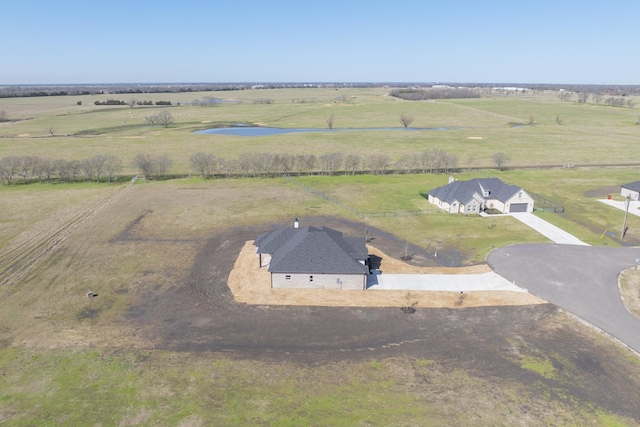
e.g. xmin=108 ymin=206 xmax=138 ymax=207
xmin=509 ymin=203 xmax=528 ymax=213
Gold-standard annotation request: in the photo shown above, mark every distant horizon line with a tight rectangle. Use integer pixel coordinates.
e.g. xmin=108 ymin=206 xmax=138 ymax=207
xmin=1 ymin=81 xmax=637 ymax=87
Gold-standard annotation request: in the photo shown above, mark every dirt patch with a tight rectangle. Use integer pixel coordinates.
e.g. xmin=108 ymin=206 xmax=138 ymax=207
xmin=584 ymin=185 xmax=620 ymax=198
xmin=227 ymin=240 xmax=544 ymax=308
xmin=114 ymin=216 xmax=640 ymax=420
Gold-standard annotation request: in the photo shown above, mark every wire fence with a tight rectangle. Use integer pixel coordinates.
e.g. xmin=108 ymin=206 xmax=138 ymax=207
xmin=529 ymin=192 xmax=565 ymax=213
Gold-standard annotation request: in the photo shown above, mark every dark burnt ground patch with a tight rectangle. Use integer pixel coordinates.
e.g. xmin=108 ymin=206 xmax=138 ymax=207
xmin=584 ymin=185 xmax=621 ymax=198
xmin=123 ymin=216 xmax=640 ymax=422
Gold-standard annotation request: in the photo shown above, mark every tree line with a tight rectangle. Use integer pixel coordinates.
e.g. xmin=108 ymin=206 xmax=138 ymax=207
xmin=0 ymin=148 xmax=466 ymax=186
xmin=390 ymin=88 xmax=480 ymax=100
xmin=0 ymin=154 xmax=122 ymax=185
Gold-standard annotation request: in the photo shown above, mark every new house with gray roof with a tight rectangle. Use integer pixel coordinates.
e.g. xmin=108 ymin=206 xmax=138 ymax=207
xmin=621 ymin=181 xmax=640 ymax=200
xmin=428 ymin=178 xmax=534 ymax=214
xmin=254 ymin=219 xmax=370 ymax=290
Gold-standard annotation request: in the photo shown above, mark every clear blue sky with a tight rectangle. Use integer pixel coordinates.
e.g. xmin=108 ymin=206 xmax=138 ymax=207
xmin=2 ymin=0 xmax=639 ymax=85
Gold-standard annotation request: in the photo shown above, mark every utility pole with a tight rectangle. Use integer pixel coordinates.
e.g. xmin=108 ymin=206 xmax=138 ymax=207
xmin=621 ymin=195 xmax=631 ymax=239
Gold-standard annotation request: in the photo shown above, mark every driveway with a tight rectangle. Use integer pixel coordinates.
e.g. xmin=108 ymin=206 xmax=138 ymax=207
xmin=367 ymin=271 xmax=525 ymax=292
xmin=510 ymin=212 xmax=589 ymax=245
xmin=599 ymin=198 xmax=640 ymax=217
xmin=488 ymin=244 xmax=640 ymax=354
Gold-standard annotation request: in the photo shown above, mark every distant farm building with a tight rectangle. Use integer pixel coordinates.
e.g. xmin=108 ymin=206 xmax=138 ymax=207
xmin=620 ymin=181 xmax=640 ymax=200
xmin=427 ymin=178 xmax=534 ymax=214
xmin=254 ymin=219 xmax=370 ymax=290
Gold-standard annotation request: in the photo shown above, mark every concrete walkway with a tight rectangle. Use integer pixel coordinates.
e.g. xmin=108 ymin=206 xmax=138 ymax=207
xmin=367 ymin=271 xmax=526 ymax=292
xmin=599 ymin=199 xmax=640 ymax=217
xmin=510 ymin=212 xmax=590 ymax=246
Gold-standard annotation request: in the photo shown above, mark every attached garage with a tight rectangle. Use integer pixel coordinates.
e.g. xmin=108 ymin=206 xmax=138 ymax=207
xmin=509 ymin=203 xmax=528 ymax=213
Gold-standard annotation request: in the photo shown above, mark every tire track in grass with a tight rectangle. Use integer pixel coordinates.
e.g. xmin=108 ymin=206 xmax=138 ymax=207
xmin=0 ymin=183 xmax=133 ymax=286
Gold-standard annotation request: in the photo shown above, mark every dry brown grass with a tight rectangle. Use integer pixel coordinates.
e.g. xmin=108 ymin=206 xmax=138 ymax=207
xmin=228 ymin=241 xmax=545 ymax=308
xmin=619 ymin=268 xmax=640 ymax=319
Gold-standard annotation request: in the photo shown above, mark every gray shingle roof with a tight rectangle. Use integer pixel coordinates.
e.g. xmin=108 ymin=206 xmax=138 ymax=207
xmin=255 ymin=226 xmax=369 ymax=274
xmin=622 ymin=181 xmax=640 ymax=192
xmin=429 ymin=178 xmax=522 ymax=204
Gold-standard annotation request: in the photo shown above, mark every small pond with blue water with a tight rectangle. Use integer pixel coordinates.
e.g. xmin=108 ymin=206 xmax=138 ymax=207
xmin=194 ymin=126 xmax=454 ymax=137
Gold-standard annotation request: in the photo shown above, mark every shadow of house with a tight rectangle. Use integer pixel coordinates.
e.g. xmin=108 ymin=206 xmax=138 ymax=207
xmin=255 ymin=219 xmax=370 ymax=290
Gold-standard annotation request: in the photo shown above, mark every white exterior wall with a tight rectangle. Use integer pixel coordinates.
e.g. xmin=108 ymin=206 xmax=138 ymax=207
xmin=504 ymin=190 xmax=535 ymax=213
xmin=272 ymin=273 xmax=366 ymax=290
xmin=428 ymin=194 xmax=459 ymax=213
xmin=621 ymin=187 xmax=640 ymax=201
xmin=259 ymin=253 xmax=272 ymax=267
xmin=486 ymin=199 xmax=507 ymax=212
xmin=461 ymin=199 xmax=482 ymax=214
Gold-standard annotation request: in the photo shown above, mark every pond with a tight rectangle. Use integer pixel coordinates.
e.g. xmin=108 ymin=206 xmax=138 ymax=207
xmin=194 ymin=126 xmax=454 ymax=137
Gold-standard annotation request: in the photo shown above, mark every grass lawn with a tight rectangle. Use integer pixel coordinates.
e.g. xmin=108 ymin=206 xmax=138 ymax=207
xmin=2 ymin=88 xmax=640 ymax=425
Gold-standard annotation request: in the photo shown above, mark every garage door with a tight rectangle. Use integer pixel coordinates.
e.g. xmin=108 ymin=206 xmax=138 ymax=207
xmin=509 ymin=203 xmax=528 ymax=213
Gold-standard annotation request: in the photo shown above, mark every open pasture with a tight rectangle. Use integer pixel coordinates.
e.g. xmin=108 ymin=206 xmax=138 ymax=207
xmin=3 ymin=88 xmax=640 ymax=425
xmin=1 ymin=173 xmax=640 ymax=424
xmin=1 ymin=88 xmax=640 ymax=174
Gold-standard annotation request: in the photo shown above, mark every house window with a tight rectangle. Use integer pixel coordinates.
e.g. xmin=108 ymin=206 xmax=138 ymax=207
xmin=309 ymin=275 xmax=314 ymax=282
xmin=285 ymin=275 xmax=291 ymax=281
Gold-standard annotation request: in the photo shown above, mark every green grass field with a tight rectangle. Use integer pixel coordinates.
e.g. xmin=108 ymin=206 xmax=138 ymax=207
xmin=2 ymin=88 xmax=640 ymax=425
xmin=1 ymin=88 xmax=639 ymax=174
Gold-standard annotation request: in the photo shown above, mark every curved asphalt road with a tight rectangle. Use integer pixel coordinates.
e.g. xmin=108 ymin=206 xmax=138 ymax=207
xmin=488 ymin=244 xmax=640 ymax=353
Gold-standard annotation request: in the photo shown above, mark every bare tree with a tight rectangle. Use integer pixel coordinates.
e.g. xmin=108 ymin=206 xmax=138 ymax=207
xmin=577 ymin=93 xmax=589 ymax=103
xmin=416 ymin=150 xmax=434 ymax=173
xmin=157 ymin=110 xmax=174 ymax=128
xmin=303 ymin=154 xmax=317 ymax=175
xmin=190 ymin=152 xmax=215 ymax=178
xmin=55 ymin=159 xmax=71 ymax=183
xmin=273 ymin=153 xmax=294 ymax=175
xmin=492 ymin=152 xmax=509 ymax=171
xmin=367 ymin=154 xmax=390 ymax=175
xmin=236 ymin=153 xmax=254 ymax=177
xmin=132 ymin=153 xmax=155 ymax=180
xmin=399 ymin=113 xmax=414 ymax=128
xmin=19 ymin=156 xmax=37 ymax=184
xmin=144 ymin=113 xmax=158 ymax=127
xmin=104 ymin=155 xmax=122 ymax=182
xmin=319 ymin=152 xmax=343 ymax=175
xmin=593 ymin=92 xmax=602 ymax=104
xmin=68 ymin=160 xmax=82 ymax=182
xmin=556 ymin=115 xmax=563 ymax=125
xmin=0 ymin=111 xmax=7 ymax=122
xmin=128 ymin=99 xmax=137 ymax=108
xmin=92 ymin=154 xmax=107 ymax=182
xmin=395 ymin=154 xmax=415 ymax=173
xmin=154 ymin=155 xmax=172 ymax=179
xmin=0 ymin=156 xmax=22 ymax=185
xmin=35 ymin=157 xmax=55 ymax=183
xmin=529 ymin=116 xmax=536 ymax=125
xmin=81 ymin=157 xmax=97 ymax=182
xmin=48 ymin=126 xmax=56 ymax=137
xmin=558 ymin=91 xmax=572 ymax=102
xmin=344 ymin=154 xmax=362 ymax=175
xmin=325 ymin=113 xmax=335 ymax=130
